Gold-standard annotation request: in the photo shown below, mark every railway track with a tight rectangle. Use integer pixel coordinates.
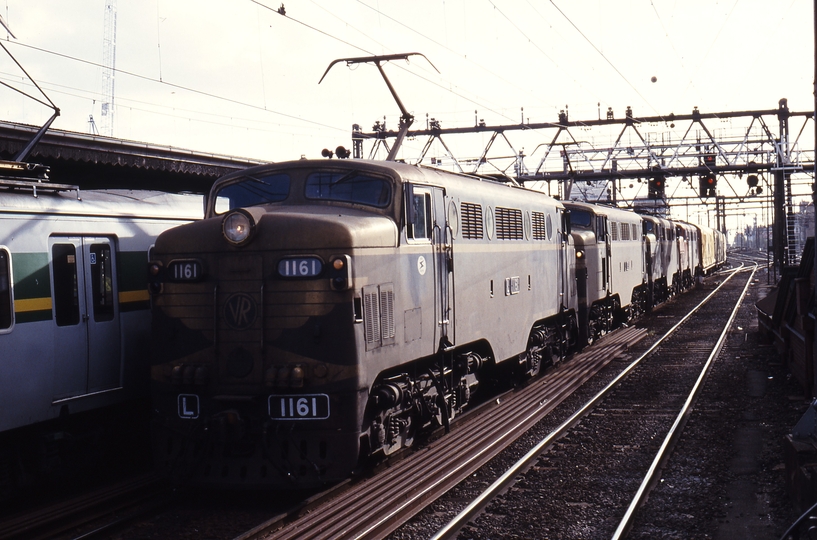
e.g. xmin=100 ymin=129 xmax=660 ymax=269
xmin=421 ymin=265 xmax=758 ymax=539
xmin=231 ymin=327 xmax=647 ymax=539
xmin=0 ymin=473 xmax=171 ymax=540
xmin=6 ymin=267 xmax=769 ymax=539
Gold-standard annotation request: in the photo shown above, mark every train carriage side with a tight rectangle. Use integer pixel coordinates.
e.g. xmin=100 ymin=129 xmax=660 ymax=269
xmin=564 ymin=201 xmax=647 ymax=344
xmin=148 ymin=160 xmax=577 ymax=489
xmin=414 ymin=168 xmax=577 ymax=374
xmin=714 ymin=228 xmax=728 ymax=267
xmin=659 ymin=217 xmax=681 ymax=297
xmin=696 ymin=223 xmax=720 ymax=275
xmin=675 ymin=222 xmax=698 ymax=291
xmin=642 ymin=215 xmax=679 ymax=305
xmin=0 ymin=189 xmax=201 ymax=446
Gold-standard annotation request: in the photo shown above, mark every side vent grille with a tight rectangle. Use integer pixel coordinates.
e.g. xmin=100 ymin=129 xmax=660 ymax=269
xmin=363 ymin=283 xmax=395 ymax=350
xmin=380 ymin=285 xmax=395 ymax=342
xmin=496 ymin=207 xmax=523 ymax=240
xmin=532 ymin=211 xmax=547 ymax=240
xmin=461 ymin=202 xmax=483 ymax=239
xmin=363 ymin=288 xmax=380 ymax=346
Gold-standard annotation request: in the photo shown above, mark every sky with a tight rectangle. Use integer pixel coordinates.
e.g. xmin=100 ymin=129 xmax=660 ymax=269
xmin=0 ymin=0 xmax=811 ymax=165
xmin=0 ymin=0 xmax=815 ymax=241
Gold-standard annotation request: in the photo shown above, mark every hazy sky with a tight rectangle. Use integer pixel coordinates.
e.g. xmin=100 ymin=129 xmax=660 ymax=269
xmin=0 ymin=0 xmax=812 ymax=166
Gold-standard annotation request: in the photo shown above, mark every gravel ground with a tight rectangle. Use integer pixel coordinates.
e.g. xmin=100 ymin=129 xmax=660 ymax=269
xmin=389 ymin=269 xmax=805 ymax=540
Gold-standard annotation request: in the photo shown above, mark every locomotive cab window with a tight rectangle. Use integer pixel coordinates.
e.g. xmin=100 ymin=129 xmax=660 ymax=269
xmin=214 ymin=173 xmax=291 ymax=214
xmin=569 ymin=209 xmax=592 ymax=229
xmin=0 ymin=249 xmax=11 ymax=330
xmin=407 ymin=189 xmax=432 ymax=241
xmin=305 ymin=170 xmax=392 ymax=208
xmin=596 ymin=218 xmax=606 ymax=240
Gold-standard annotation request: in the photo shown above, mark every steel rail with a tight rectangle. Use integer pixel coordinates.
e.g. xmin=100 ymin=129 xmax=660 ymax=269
xmin=431 ymin=265 xmax=745 ymax=540
xmin=611 ymin=263 xmax=758 ymax=539
xmin=235 ymin=327 xmax=645 ymax=540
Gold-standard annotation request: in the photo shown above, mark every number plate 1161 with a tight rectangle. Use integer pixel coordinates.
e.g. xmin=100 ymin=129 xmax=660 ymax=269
xmin=268 ymin=394 xmax=330 ymax=420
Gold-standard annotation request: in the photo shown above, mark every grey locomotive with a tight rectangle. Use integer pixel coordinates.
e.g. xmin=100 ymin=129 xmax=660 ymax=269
xmin=148 ymin=159 xmax=579 ymax=488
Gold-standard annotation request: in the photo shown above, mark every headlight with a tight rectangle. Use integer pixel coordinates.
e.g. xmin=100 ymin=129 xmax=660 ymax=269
xmin=222 ymin=210 xmax=255 ymax=245
xmin=576 ymin=250 xmax=584 ymax=259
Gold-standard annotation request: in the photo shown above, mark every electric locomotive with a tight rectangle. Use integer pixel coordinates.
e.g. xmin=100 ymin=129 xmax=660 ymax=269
xmin=148 ymin=159 xmax=578 ymax=488
xmin=642 ymin=215 xmax=680 ymax=304
xmin=562 ymin=201 xmax=648 ymax=345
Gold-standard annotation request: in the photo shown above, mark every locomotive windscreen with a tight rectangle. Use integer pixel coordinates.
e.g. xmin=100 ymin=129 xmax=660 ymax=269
xmin=214 ymin=172 xmax=291 ymax=213
xmin=305 ymin=171 xmax=392 ymax=208
xmin=570 ymin=209 xmax=593 ymax=229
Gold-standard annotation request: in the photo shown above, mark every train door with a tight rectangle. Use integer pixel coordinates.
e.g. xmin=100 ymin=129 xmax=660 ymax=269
xmin=50 ymin=236 xmax=121 ymax=401
xmin=597 ymin=215 xmax=611 ymax=294
xmin=406 ymin=185 xmax=454 ymax=352
xmin=431 ymin=188 xmax=454 ymax=347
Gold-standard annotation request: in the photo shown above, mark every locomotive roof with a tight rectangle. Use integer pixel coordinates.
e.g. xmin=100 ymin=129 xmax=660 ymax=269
xmin=563 ymin=200 xmax=641 ymax=221
xmin=210 ymin=159 xmax=560 ymax=205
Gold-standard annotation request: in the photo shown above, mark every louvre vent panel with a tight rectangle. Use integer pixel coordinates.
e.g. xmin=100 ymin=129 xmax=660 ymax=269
xmin=496 ymin=207 xmax=523 ymax=240
xmin=532 ymin=211 xmax=547 ymax=240
xmin=611 ymin=222 xmax=619 ymax=241
xmin=364 ymin=291 xmax=380 ymax=345
xmin=461 ymin=202 xmax=484 ymax=239
xmin=380 ymin=287 xmax=395 ymax=340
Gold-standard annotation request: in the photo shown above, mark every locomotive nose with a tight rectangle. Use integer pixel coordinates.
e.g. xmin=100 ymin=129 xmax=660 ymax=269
xmin=210 ymin=409 xmax=246 ymax=442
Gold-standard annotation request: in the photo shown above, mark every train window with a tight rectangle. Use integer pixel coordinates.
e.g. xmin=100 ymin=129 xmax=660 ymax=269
xmin=52 ymin=244 xmax=80 ymax=327
xmin=214 ymin=173 xmax=290 ymax=213
xmin=305 ymin=171 xmax=392 ymax=208
xmin=90 ymin=244 xmax=114 ymax=322
xmin=596 ymin=217 xmax=606 ymax=240
xmin=569 ymin=209 xmax=592 ymax=230
xmin=632 ymin=224 xmax=639 ymax=240
xmin=0 ymin=249 xmax=11 ymax=330
xmin=408 ymin=192 xmax=432 ymax=240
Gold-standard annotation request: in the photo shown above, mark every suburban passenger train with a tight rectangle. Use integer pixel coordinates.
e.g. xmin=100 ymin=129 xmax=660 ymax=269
xmin=147 ymin=159 xmax=726 ymax=489
xmin=0 ymin=172 xmax=201 ymax=492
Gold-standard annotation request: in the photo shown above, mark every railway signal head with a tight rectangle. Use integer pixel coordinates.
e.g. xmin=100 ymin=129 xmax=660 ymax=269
xmin=648 ymin=177 xmax=665 ymax=199
xmin=699 ymin=174 xmax=717 ymax=197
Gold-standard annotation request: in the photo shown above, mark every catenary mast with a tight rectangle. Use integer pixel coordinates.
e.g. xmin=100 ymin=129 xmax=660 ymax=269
xmin=100 ymin=0 xmax=117 ymax=137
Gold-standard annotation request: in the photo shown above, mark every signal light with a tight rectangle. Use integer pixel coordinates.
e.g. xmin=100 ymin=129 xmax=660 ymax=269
xmin=648 ymin=177 xmax=665 ymax=199
xmin=699 ymin=174 xmax=717 ymax=197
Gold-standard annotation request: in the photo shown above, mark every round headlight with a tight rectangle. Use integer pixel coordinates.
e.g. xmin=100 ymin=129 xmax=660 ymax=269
xmin=222 ymin=210 xmax=254 ymax=245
